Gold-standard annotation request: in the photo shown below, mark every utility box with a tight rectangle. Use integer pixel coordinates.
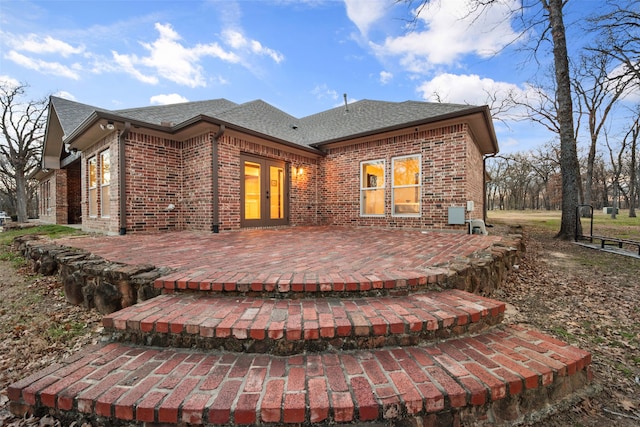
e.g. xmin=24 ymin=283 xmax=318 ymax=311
xmin=603 ymin=207 xmax=619 ymax=214
xmin=448 ymin=206 xmax=466 ymax=225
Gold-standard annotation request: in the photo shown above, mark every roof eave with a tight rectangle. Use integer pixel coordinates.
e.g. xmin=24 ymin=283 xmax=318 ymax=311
xmin=311 ymin=105 xmax=499 ymax=155
xmin=66 ymin=113 xmax=324 ymax=157
xmin=172 ymin=115 xmax=324 ymax=156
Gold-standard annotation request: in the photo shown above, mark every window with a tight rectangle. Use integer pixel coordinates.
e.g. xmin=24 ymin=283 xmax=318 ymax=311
xmin=100 ymin=150 xmax=111 ymax=217
xmin=392 ymin=154 xmax=421 ymax=216
xmin=88 ymin=157 xmax=97 ymax=217
xmin=360 ymin=159 xmax=385 ymax=215
xmin=41 ymin=180 xmax=51 ymax=215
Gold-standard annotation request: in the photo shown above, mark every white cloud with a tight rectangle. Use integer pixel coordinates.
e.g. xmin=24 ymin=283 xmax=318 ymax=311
xmin=54 ymin=90 xmax=77 ymax=101
xmin=0 ymin=75 xmax=20 ymax=88
xmin=150 ymin=93 xmax=189 ymax=105
xmin=379 ymin=70 xmax=393 ymax=84
xmin=111 ymin=51 xmax=159 ymax=85
xmin=112 ymin=23 xmax=240 ymax=88
xmin=311 ymin=83 xmax=339 ymax=101
xmin=221 ymin=29 xmax=284 ymax=63
xmin=5 ymin=50 xmax=80 ymax=79
xmin=344 ymin=0 xmax=389 ymax=36
xmin=9 ymin=34 xmax=84 ymax=57
xmin=417 ymin=73 xmax=536 ymax=120
xmin=371 ymin=0 xmax=522 ymax=73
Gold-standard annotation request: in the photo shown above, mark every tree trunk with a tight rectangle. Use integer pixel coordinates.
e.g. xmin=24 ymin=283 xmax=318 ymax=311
xmin=611 ymin=184 xmax=618 ymax=219
xmin=630 ymin=128 xmax=637 ymax=218
xmin=15 ymin=169 xmax=28 ymax=222
xmin=544 ymin=0 xmax=582 ymax=239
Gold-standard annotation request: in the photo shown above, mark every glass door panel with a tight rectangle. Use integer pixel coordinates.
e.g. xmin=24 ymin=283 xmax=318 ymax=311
xmin=270 ymin=165 xmax=284 ymax=219
xmin=244 ymin=161 xmax=261 ymax=220
xmin=240 ymin=155 xmax=288 ymax=227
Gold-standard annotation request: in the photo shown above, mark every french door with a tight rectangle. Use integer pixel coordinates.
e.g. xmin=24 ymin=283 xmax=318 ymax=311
xmin=241 ymin=155 xmax=288 ymax=227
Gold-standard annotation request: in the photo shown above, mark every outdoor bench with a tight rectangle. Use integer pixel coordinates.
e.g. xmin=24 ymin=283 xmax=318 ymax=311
xmin=590 ymin=235 xmax=640 ymax=256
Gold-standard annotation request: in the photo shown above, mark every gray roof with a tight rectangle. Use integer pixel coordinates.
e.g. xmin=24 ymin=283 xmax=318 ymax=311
xmin=50 ymin=96 xmax=104 ymax=137
xmin=298 ymin=100 xmax=480 ymax=145
xmin=49 ymin=96 xmax=493 ymax=151
xmin=114 ymin=99 xmax=238 ymax=126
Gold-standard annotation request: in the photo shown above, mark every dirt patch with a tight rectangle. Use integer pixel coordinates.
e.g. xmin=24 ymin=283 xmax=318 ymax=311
xmin=492 ymin=222 xmax=640 ymax=426
xmin=0 ymin=260 xmax=103 ymax=426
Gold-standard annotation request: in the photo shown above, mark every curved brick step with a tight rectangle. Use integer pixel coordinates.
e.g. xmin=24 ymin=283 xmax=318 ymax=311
xmin=103 ymin=290 xmax=505 ymax=355
xmin=8 ymin=325 xmax=592 ymax=426
xmin=153 ymin=266 xmax=452 ymax=297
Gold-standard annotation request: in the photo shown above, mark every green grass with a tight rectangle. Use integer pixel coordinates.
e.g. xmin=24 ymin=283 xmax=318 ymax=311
xmin=46 ymin=321 xmax=87 ymax=343
xmin=0 ymin=224 xmax=83 ymax=248
xmin=488 ymin=209 xmax=640 ymax=240
xmin=0 ymin=250 xmax=27 ymax=268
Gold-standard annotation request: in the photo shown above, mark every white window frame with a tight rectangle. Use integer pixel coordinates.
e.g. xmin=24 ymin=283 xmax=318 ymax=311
xmin=100 ymin=150 xmax=111 ymax=218
xmin=391 ymin=154 xmax=421 ymax=217
xmin=360 ymin=159 xmax=385 ymax=216
xmin=88 ymin=156 xmax=97 ymax=218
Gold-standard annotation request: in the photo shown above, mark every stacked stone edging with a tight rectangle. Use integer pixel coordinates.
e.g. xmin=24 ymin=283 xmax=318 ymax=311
xmin=13 ymin=235 xmax=167 ymax=314
xmin=12 ymin=229 xmax=523 ymax=315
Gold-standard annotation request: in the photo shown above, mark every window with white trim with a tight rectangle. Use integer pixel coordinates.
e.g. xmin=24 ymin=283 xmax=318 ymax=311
xmin=88 ymin=156 xmax=97 ymax=217
xmin=100 ymin=150 xmax=111 ymax=217
xmin=392 ymin=154 xmax=421 ymax=216
xmin=360 ymin=159 xmax=385 ymax=216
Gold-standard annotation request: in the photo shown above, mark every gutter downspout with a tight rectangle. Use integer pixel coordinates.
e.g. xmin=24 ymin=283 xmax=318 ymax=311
xmin=211 ymin=125 xmax=225 ymax=233
xmin=119 ymin=122 xmax=131 ymax=235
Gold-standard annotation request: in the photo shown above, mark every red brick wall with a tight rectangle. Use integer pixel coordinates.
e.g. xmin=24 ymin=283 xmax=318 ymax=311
xmin=182 ymin=135 xmax=213 ymax=230
xmin=73 ymin=123 xmax=484 ymax=234
xmin=216 ymin=132 xmax=320 ymax=230
xmin=465 ymin=135 xmax=485 ymax=220
xmin=124 ymin=132 xmax=182 ymax=233
xmin=38 ymin=170 xmax=66 ymax=224
xmin=318 ymin=124 xmax=483 ymax=230
xmin=66 ymin=161 xmax=82 ymax=224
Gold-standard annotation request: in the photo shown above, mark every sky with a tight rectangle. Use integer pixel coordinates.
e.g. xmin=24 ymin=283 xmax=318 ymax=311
xmin=0 ymin=0 xmax=626 ymax=154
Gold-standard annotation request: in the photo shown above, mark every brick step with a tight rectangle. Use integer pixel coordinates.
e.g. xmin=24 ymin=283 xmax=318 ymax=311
xmin=8 ymin=325 xmax=592 ymax=426
xmin=153 ymin=265 xmax=453 ymax=297
xmin=103 ymin=290 xmax=505 ymax=355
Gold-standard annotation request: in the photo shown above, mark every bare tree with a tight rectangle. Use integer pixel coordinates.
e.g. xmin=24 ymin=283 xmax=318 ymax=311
xmin=538 ymin=0 xmax=582 ymax=238
xmin=590 ymin=1 xmax=640 ymax=84
xmin=0 ymin=82 xmax=47 ymax=222
xmin=402 ymin=0 xmax=582 ymax=238
xmin=624 ymin=108 xmax=639 ymax=217
xmin=573 ymin=52 xmax=632 ymax=215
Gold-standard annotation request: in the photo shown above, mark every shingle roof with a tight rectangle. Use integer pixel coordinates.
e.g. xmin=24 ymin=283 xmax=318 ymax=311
xmin=297 ymin=100 xmax=479 ymax=145
xmin=50 ymin=96 xmax=103 ymax=137
xmin=49 ymin=96 xmax=492 ymax=150
xmin=114 ymin=99 xmax=238 ymax=126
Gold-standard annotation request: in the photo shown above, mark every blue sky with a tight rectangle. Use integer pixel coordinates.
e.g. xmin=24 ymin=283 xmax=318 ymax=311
xmin=0 ymin=0 xmax=623 ymax=154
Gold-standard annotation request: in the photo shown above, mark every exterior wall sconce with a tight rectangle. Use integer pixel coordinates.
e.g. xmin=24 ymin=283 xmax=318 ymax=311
xmin=295 ymin=166 xmax=304 ymax=176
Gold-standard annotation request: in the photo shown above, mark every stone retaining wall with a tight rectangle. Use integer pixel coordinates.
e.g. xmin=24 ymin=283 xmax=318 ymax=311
xmin=12 ymin=228 xmax=523 ymax=315
xmin=13 ymin=235 xmax=168 ymax=314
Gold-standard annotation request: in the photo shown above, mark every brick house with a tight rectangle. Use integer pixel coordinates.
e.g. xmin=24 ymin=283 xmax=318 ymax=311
xmin=35 ymin=96 xmax=498 ymax=234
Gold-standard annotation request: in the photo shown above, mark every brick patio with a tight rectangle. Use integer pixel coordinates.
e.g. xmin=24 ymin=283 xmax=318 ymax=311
xmin=8 ymin=227 xmax=593 ymax=426
xmin=54 ymin=227 xmax=502 ymax=295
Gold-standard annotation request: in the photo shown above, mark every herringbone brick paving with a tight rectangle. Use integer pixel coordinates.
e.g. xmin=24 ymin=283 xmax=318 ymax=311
xmin=8 ymin=227 xmax=593 ymax=425
xmin=103 ymin=290 xmax=506 ymax=353
xmin=53 ymin=227 xmax=501 ymax=287
xmin=8 ymin=325 xmax=591 ymax=425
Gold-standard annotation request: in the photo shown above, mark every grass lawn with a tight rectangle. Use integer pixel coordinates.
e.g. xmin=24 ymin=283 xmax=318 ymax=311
xmin=488 ymin=209 xmax=640 ymax=241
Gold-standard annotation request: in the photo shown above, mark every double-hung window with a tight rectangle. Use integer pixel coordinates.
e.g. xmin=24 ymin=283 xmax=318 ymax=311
xmin=88 ymin=157 xmax=97 ymax=217
xmin=360 ymin=159 xmax=385 ymax=215
xmin=100 ymin=150 xmax=111 ymax=217
xmin=392 ymin=154 xmax=421 ymax=216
